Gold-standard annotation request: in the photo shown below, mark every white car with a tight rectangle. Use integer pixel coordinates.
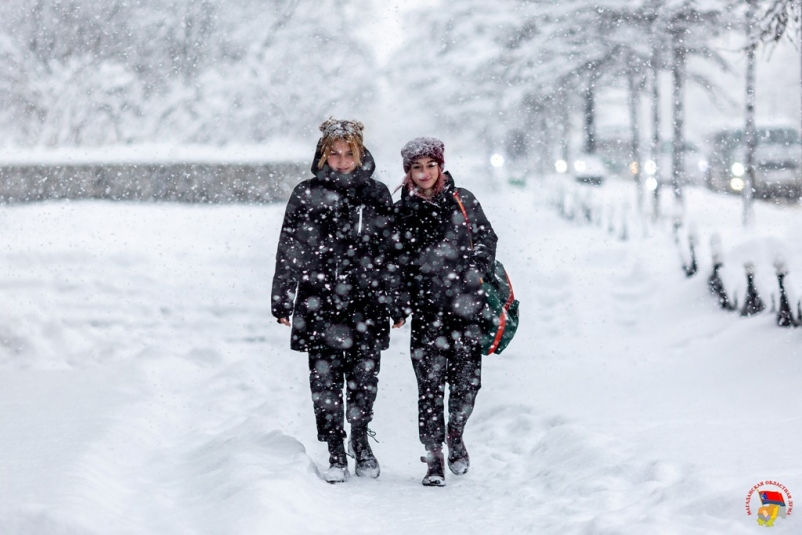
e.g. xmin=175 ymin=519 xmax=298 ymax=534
xmin=572 ymin=154 xmax=606 ymax=185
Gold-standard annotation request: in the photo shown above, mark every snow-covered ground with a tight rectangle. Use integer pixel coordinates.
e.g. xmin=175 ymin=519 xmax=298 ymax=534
xmin=1 ymin=175 xmax=800 ymax=534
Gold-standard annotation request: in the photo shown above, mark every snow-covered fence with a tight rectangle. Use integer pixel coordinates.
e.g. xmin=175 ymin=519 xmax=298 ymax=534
xmin=741 ymin=262 xmax=765 ymax=317
xmin=0 ymin=146 xmax=307 ymax=204
xmin=551 ymin=185 xmax=632 ymax=242
xmin=673 ymin=224 xmax=698 ymax=277
xmin=774 ymin=260 xmax=799 ymax=327
xmin=698 ymin=238 xmax=801 ymax=328
xmin=0 ymin=162 xmax=304 ymax=204
xmin=706 ymin=256 xmax=737 ymax=312
xmin=547 ymin=178 xmax=801 ymax=329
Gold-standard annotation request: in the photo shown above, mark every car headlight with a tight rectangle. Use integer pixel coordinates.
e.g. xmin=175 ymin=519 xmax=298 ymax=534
xmin=731 ymin=162 xmax=745 ymax=177
xmin=555 ymin=159 xmax=568 ymax=173
xmin=644 ymin=160 xmax=657 ymax=175
xmin=645 ymin=176 xmax=658 ymax=191
xmin=490 ymin=154 xmax=505 ymax=168
xmin=730 ymin=177 xmax=745 ymax=191
xmin=574 ymin=160 xmax=587 ymax=173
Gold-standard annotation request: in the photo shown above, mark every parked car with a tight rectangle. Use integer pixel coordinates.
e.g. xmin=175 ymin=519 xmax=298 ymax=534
xmin=706 ymin=127 xmax=802 ymax=199
xmin=572 ymin=153 xmax=606 ymax=185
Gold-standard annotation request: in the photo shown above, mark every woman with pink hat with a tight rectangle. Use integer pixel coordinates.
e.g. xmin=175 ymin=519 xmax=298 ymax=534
xmin=392 ymin=137 xmax=497 ymax=486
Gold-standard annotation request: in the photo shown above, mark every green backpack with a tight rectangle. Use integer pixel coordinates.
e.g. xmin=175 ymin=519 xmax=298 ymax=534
xmin=453 ymin=192 xmax=520 ymax=355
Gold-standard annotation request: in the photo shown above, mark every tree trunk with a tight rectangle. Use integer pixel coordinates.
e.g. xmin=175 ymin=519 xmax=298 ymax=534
xmin=584 ymin=81 xmax=596 ymax=154
xmin=651 ymin=44 xmax=662 ymax=218
xmin=628 ymin=67 xmax=643 ymax=211
xmin=671 ymin=31 xmax=686 ymax=210
xmin=560 ymin=90 xmax=570 ymax=163
xmin=539 ymin=113 xmax=549 ymax=175
xmin=744 ymin=0 xmax=758 ymax=227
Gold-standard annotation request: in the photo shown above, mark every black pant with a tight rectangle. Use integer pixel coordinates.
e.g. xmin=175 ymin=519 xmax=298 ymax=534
xmin=308 ymin=345 xmax=381 ymax=442
xmin=411 ymin=313 xmax=482 ymax=447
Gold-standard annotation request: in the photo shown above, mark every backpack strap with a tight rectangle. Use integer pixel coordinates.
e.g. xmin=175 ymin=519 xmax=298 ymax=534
xmin=452 ymin=190 xmax=473 ymax=250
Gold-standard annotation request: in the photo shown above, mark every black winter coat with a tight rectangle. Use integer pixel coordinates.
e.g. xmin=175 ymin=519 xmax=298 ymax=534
xmin=272 ymin=147 xmax=395 ymax=352
xmin=393 ymin=172 xmax=497 ymax=324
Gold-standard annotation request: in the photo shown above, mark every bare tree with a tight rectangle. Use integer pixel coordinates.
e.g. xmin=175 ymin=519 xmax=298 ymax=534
xmin=584 ymin=73 xmax=599 ymax=155
xmin=744 ymin=0 xmax=759 ymax=226
xmin=626 ymin=50 xmax=647 ymax=210
xmin=655 ymin=1 xmax=729 ymax=217
xmin=649 ymin=36 xmax=666 ymax=217
xmin=670 ymin=26 xmax=687 ymax=209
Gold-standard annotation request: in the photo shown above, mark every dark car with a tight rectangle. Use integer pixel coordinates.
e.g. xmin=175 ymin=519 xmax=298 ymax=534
xmin=706 ymin=127 xmax=802 ymax=199
xmin=571 ymin=153 xmax=607 ymax=185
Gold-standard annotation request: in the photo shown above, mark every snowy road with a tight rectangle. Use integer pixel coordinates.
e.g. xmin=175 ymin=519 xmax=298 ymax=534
xmin=1 ymin=179 xmax=800 ymax=534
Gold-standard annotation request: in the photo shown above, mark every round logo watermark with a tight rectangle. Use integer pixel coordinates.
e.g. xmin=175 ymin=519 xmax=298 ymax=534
xmin=745 ymin=481 xmax=793 ymax=527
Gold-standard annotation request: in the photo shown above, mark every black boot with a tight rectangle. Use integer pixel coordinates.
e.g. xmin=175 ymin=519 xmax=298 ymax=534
xmin=420 ymin=444 xmax=446 ymax=487
xmin=349 ymin=426 xmax=380 ymax=478
xmin=447 ymin=427 xmax=470 ymax=475
xmin=325 ymin=439 xmax=349 ymax=484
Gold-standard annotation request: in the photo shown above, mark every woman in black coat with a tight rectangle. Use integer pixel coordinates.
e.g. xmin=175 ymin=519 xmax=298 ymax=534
xmin=392 ymin=137 xmax=497 ymax=486
xmin=272 ymin=118 xmax=395 ymax=483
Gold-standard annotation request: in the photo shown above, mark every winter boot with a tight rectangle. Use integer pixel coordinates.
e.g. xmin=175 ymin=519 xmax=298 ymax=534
xmin=348 ymin=426 xmax=380 ymax=478
xmin=420 ymin=445 xmax=446 ymax=487
xmin=324 ymin=439 xmax=349 ymax=484
xmin=447 ymin=429 xmax=470 ymax=475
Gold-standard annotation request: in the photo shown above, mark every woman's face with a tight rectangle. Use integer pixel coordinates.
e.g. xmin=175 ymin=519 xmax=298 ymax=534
xmin=409 ymin=157 xmax=440 ymax=193
xmin=326 ymin=139 xmax=357 ymax=174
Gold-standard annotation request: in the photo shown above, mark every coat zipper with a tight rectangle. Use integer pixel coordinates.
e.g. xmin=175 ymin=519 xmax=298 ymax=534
xmin=333 ymin=202 xmax=362 ymax=282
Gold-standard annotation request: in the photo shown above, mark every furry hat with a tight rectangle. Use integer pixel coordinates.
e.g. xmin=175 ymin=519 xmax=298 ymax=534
xmin=401 ymin=137 xmax=445 ymax=173
xmin=319 ymin=117 xmax=364 ymax=144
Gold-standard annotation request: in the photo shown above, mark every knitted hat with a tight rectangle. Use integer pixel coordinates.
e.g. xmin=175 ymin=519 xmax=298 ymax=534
xmin=401 ymin=137 xmax=445 ymax=173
